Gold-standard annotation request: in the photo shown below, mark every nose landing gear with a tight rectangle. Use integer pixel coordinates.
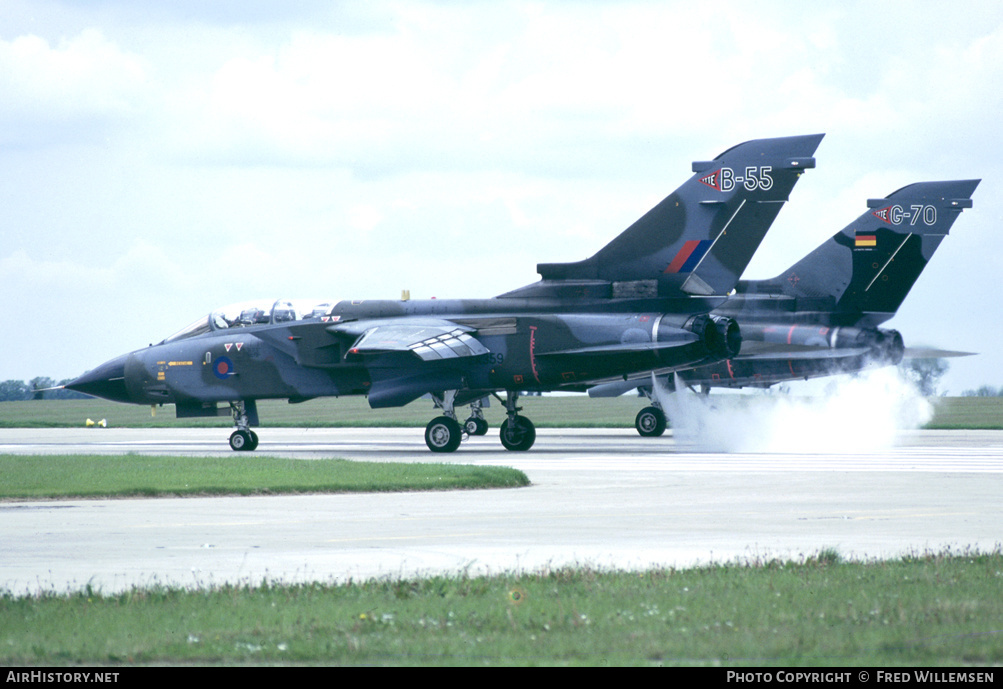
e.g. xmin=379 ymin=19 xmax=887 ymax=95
xmin=228 ymin=400 xmax=259 ymax=451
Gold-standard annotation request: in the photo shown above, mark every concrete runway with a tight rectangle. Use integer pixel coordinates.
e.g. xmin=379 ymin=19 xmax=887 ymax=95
xmin=1 ymin=427 xmax=1001 ymax=594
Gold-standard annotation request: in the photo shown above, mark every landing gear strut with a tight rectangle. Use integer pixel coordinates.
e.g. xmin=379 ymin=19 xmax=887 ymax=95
xmin=497 ymin=391 xmax=535 ymax=451
xmin=635 ymin=374 xmax=668 ymax=437
xmin=228 ymin=400 xmax=259 ymax=451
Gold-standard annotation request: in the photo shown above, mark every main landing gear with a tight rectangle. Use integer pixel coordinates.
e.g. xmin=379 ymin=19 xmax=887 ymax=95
xmin=463 ymin=398 xmax=489 ymax=436
xmin=635 ymin=404 xmax=667 ymax=437
xmin=632 ymin=375 xmax=711 ymax=437
xmin=634 ymin=376 xmax=668 ymax=437
xmin=425 ymin=391 xmax=464 ymax=453
xmin=498 ymin=391 xmax=535 ymax=452
xmin=423 ymin=391 xmax=536 ymax=453
xmin=228 ymin=400 xmax=259 ymax=451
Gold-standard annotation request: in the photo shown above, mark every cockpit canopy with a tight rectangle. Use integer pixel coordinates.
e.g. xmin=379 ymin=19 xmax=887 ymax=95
xmin=161 ymin=299 xmax=337 ymax=344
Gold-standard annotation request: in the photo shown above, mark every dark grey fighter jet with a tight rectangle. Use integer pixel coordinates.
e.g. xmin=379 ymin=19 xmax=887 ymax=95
xmin=65 ymin=134 xmax=823 ymax=452
xmin=589 ymin=179 xmax=979 ymax=436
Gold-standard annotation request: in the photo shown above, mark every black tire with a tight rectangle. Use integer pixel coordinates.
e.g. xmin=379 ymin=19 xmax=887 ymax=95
xmin=464 ymin=417 xmax=489 ymax=436
xmin=425 ymin=416 xmax=462 ymax=453
xmin=247 ymin=430 xmax=259 ymax=451
xmin=229 ymin=429 xmax=252 ymax=451
xmin=635 ymin=406 xmax=666 ymax=437
xmin=500 ymin=416 xmax=536 ymax=451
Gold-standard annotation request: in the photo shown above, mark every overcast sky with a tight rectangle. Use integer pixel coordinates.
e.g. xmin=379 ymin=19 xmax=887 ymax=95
xmin=2 ymin=0 xmax=1001 ymax=394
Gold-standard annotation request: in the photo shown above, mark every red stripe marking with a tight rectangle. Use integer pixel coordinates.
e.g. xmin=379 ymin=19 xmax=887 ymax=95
xmin=664 ymin=240 xmax=701 ymax=274
xmin=529 ymin=325 xmax=539 ymax=383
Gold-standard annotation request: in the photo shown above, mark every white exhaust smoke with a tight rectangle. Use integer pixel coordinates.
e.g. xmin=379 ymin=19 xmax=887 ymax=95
xmin=658 ymin=367 xmax=933 ymax=453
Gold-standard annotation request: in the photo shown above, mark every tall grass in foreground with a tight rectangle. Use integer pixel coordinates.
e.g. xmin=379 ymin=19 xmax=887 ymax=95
xmin=2 ymin=550 xmax=1000 ymax=666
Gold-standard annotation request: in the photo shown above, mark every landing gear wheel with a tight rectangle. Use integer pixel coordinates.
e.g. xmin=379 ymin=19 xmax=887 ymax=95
xmin=464 ymin=417 xmax=489 ymax=436
xmin=635 ymin=406 xmax=666 ymax=437
xmin=500 ymin=416 xmax=536 ymax=451
xmin=229 ymin=429 xmax=254 ymax=451
xmin=425 ymin=416 xmax=462 ymax=453
xmin=247 ymin=430 xmax=259 ymax=451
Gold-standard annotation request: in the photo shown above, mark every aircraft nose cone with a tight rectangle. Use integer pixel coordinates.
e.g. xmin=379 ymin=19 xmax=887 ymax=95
xmin=65 ymin=355 xmax=132 ymax=403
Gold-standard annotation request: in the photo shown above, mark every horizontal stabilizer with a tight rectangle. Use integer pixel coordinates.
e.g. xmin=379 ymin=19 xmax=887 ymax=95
xmin=903 ymin=347 xmax=975 ymax=359
xmin=734 ymin=347 xmax=870 ymax=362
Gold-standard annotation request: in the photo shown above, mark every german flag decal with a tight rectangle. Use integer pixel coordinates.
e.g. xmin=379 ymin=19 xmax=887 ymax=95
xmin=855 ymin=231 xmax=877 ymax=249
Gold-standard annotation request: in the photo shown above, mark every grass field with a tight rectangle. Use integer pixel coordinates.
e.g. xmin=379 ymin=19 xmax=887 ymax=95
xmin=2 ymin=549 xmax=1000 ymax=666
xmin=2 ymin=394 xmax=1001 ymax=429
xmin=0 ymin=454 xmax=530 ymax=500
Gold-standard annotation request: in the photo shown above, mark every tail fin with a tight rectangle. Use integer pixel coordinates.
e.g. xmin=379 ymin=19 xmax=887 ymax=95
xmin=501 ymin=134 xmax=823 ymax=299
xmin=770 ymin=179 xmax=979 ymax=323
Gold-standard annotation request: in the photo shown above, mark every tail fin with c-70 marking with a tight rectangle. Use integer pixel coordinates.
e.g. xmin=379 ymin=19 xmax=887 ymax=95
xmin=737 ymin=179 xmax=981 ymax=326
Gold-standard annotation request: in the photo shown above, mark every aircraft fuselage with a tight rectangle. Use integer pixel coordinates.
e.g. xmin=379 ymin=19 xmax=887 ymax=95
xmin=70 ymin=296 xmax=736 ymax=415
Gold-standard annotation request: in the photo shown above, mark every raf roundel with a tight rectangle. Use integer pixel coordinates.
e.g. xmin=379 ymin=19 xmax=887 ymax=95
xmin=213 ymin=356 xmax=234 ymax=379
